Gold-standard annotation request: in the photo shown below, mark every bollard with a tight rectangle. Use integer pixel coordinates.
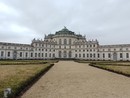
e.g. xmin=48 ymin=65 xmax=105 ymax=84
xmin=4 ymin=88 xmax=12 ymax=98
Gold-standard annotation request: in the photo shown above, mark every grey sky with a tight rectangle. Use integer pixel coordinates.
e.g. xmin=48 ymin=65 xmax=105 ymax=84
xmin=0 ymin=0 xmax=130 ymax=45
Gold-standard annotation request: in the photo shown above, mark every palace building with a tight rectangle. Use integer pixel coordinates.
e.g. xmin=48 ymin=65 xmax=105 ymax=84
xmin=0 ymin=27 xmax=130 ymax=61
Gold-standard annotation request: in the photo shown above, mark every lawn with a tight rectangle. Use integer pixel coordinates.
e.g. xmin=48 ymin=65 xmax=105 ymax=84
xmin=0 ymin=59 xmax=58 ymax=65
xmin=0 ymin=60 xmax=57 ymax=97
xmin=75 ymin=60 xmax=130 ymax=77
xmin=89 ymin=61 xmax=130 ymax=77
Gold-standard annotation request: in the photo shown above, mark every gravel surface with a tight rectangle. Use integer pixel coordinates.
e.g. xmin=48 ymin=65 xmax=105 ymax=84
xmin=21 ymin=61 xmax=130 ymax=98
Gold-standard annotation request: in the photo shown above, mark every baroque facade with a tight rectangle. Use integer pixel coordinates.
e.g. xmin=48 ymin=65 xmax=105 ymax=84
xmin=0 ymin=27 xmax=130 ymax=61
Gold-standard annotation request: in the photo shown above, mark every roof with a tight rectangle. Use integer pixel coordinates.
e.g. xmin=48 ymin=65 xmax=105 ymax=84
xmin=0 ymin=42 xmax=31 ymax=47
xmin=55 ymin=27 xmax=75 ymax=35
xmin=100 ymin=44 xmax=130 ymax=48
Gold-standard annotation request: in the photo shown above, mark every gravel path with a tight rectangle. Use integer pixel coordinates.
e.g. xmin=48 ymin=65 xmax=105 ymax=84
xmin=21 ymin=61 xmax=130 ymax=98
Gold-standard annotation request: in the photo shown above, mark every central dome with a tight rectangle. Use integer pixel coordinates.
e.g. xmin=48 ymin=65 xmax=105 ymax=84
xmin=55 ymin=26 xmax=75 ymax=35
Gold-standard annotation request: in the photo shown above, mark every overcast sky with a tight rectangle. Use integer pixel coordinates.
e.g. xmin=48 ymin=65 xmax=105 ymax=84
xmin=0 ymin=0 xmax=130 ymax=45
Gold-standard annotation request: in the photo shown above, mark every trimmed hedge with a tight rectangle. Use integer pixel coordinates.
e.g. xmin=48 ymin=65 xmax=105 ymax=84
xmin=0 ymin=64 xmax=54 ymax=98
xmin=89 ymin=63 xmax=130 ymax=77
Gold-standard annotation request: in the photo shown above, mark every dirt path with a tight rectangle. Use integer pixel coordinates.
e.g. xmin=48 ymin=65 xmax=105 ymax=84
xmin=21 ymin=61 xmax=130 ymax=98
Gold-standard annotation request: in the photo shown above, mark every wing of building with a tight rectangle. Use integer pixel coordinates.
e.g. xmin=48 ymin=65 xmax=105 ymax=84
xmin=0 ymin=27 xmax=130 ymax=61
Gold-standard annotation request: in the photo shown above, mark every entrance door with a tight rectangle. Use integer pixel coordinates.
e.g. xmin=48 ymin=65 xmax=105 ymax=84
xmin=13 ymin=51 xmax=17 ymax=60
xmin=68 ymin=51 xmax=71 ymax=58
xmin=113 ymin=52 xmax=117 ymax=61
xmin=59 ymin=51 xmax=61 ymax=58
xmin=64 ymin=51 xmax=67 ymax=58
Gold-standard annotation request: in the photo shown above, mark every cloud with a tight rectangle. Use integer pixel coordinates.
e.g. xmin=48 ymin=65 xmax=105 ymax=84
xmin=0 ymin=0 xmax=130 ymax=45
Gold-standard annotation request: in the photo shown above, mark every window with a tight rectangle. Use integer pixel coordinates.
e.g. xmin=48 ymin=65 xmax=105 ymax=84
xmin=59 ymin=51 xmax=61 ymax=58
xmin=38 ymin=53 xmax=40 ymax=57
xmin=31 ymin=53 xmax=33 ymax=57
xmin=8 ymin=52 xmax=10 ymax=57
xmin=75 ymin=54 xmax=77 ymax=57
xmin=87 ymin=54 xmax=89 ymax=57
xmin=20 ymin=52 xmax=22 ymax=57
xmin=126 ymin=53 xmax=129 ymax=58
xmin=108 ymin=53 xmax=111 ymax=58
xmin=69 ymin=39 xmax=71 ymax=44
xmin=90 ymin=54 xmax=92 ymax=58
xmin=93 ymin=54 xmax=95 ymax=58
xmin=79 ymin=54 xmax=81 ymax=57
xmin=1 ymin=51 xmax=4 ymax=57
xmin=64 ymin=39 xmax=67 ymax=44
xmin=120 ymin=53 xmax=123 ymax=58
xmin=108 ymin=49 xmax=111 ymax=51
xmin=103 ymin=53 xmax=105 ymax=58
xmin=49 ymin=53 xmax=51 ymax=57
xmin=45 ymin=53 xmax=47 ymax=57
xmin=69 ymin=51 xmax=71 ymax=58
xmin=35 ymin=53 xmax=37 ymax=57
xmin=59 ymin=39 xmax=62 ymax=44
xmin=42 ymin=53 xmax=44 ymax=57
xmin=53 ymin=54 xmax=55 ymax=57
xmin=83 ymin=54 xmax=85 ymax=58
xmin=26 ymin=52 xmax=28 ymax=57
xmin=98 ymin=53 xmax=100 ymax=58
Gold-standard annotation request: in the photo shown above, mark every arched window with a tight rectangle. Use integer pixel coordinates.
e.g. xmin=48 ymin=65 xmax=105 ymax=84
xmin=126 ymin=53 xmax=129 ymax=58
xmin=120 ymin=53 xmax=123 ymax=58
xmin=20 ymin=52 xmax=22 ymax=57
xmin=69 ymin=51 xmax=71 ymax=58
xmin=97 ymin=53 xmax=100 ymax=58
xmin=64 ymin=39 xmax=67 ymax=45
xmin=59 ymin=51 xmax=61 ymax=58
xmin=64 ymin=51 xmax=67 ymax=58
xmin=103 ymin=53 xmax=105 ymax=58
xmin=59 ymin=39 xmax=62 ymax=44
xmin=8 ymin=52 xmax=10 ymax=57
xmin=69 ymin=39 xmax=71 ymax=44
xmin=38 ymin=53 xmax=40 ymax=57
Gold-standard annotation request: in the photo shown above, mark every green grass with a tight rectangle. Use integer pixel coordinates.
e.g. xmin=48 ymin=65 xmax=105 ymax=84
xmin=90 ymin=63 xmax=130 ymax=76
xmin=0 ymin=60 xmax=57 ymax=97
xmin=0 ymin=60 xmax=58 ymax=65
xmin=76 ymin=60 xmax=130 ymax=77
